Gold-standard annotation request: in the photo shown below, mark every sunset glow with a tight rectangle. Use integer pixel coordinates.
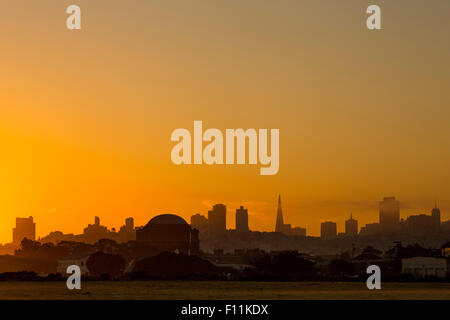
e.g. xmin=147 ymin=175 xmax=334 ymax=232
xmin=1 ymin=0 xmax=450 ymax=243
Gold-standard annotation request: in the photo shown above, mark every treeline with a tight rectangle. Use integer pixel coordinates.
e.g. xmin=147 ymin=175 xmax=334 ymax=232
xmin=1 ymin=238 xmax=449 ymax=282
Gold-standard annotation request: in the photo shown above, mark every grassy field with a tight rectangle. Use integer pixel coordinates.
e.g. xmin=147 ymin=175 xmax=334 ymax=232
xmin=0 ymin=281 xmax=450 ymax=299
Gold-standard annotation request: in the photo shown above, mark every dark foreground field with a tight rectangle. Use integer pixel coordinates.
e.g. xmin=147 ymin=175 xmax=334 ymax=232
xmin=0 ymin=281 xmax=450 ymax=299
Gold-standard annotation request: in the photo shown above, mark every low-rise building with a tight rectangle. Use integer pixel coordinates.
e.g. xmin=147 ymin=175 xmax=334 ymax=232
xmin=402 ymin=257 xmax=447 ymax=278
xmin=57 ymin=252 xmax=92 ymax=276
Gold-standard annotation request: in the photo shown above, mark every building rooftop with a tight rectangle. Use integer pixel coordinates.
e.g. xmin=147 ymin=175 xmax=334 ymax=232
xmin=146 ymin=214 xmax=188 ymax=226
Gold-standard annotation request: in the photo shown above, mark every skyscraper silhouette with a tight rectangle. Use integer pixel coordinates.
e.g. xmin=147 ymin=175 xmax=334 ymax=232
xmin=236 ymin=206 xmax=249 ymax=232
xmin=432 ymin=201 xmax=441 ymax=222
xmin=321 ymin=221 xmax=337 ymax=240
xmin=379 ymin=196 xmax=400 ymax=233
xmin=345 ymin=213 xmax=358 ymax=237
xmin=275 ymin=195 xmax=284 ymax=232
xmin=431 ymin=201 xmax=441 ymax=231
xmin=13 ymin=216 xmax=36 ymax=245
xmin=208 ymin=204 xmax=227 ymax=236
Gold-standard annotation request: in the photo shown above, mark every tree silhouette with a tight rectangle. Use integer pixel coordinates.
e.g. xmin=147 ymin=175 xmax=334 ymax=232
xmin=86 ymin=252 xmax=126 ymax=278
xmin=328 ymin=259 xmax=354 ymax=277
xmin=251 ymin=251 xmax=316 ymax=280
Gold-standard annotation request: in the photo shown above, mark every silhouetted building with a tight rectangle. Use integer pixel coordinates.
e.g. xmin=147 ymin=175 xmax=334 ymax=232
xmin=275 ymin=195 xmax=285 ymax=233
xmin=379 ymin=197 xmax=400 ymax=233
xmin=125 ymin=217 xmax=134 ymax=229
xmin=274 ymin=195 xmax=306 ymax=236
xmin=321 ymin=221 xmax=337 ymax=240
xmin=345 ymin=213 xmax=358 ymax=237
xmin=290 ymin=227 xmax=306 ymax=236
xmin=402 ymin=257 xmax=447 ymax=278
xmin=83 ymin=216 xmax=109 ymax=244
xmin=39 ymin=231 xmax=81 ymax=244
xmin=236 ymin=206 xmax=249 ymax=232
xmin=359 ymin=223 xmax=381 ymax=236
xmin=191 ymin=213 xmax=208 ymax=238
xmin=57 ymin=252 xmax=92 ymax=276
xmin=208 ymin=204 xmax=227 ymax=236
xmin=13 ymin=216 xmax=36 ymax=245
xmin=136 ymin=214 xmax=199 ymax=255
xmin=117 ymin=217 xmax=136 ymax=243
xmin=40 ymin=217 xmax=134 ymax=244
xmin=432 ymin=203 xmax=441 ymax=229
xmin=406 ymin=212 xmax=440 ymax=235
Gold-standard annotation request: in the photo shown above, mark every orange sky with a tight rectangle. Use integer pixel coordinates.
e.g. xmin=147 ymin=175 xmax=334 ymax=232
xmin=1 ymin=1 xmax=450 ymax=243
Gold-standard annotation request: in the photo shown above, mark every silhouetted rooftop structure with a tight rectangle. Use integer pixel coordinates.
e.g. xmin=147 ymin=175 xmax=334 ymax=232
xmin=136 ymin=214 xmax=199 ymax=256
xmin=147 ymin=214 xmax=187 ymax=225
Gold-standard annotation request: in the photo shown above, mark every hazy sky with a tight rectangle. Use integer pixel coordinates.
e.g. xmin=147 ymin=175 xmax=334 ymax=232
xmin=1 ymin=0 xmax=450 ymax=243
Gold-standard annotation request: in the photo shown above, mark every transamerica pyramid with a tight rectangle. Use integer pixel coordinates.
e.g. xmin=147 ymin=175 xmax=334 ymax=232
xmin=275 ymin=194 xmax=284 ymax=232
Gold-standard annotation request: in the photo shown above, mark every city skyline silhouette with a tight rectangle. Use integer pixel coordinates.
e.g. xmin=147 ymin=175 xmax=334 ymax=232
xmin=1 ymin=195 xmax=447 ymax=248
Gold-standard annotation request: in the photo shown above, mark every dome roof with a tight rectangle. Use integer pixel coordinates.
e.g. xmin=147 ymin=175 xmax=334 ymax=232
xmin=146 ymin=214 xmax=188 ymax=226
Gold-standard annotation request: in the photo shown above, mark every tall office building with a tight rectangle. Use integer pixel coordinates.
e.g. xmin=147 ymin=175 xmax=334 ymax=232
xmin=379 ymin=197 xmax=400 ymax=233
xmin=345 ymin=213 xmax=358 ymax=237
xmin=275 ymin=195 xmax=284 ymax=232
xmin=236 ymin=206 xmax=249 ymax=232
xmin=125 ymin=217 xmax=134 ymax=230
xmin=321 ymin=221 xmax=337 ymax=240
xmin=190 ymin=213 xmax=208 ymax=236
xmin=13 ymin=216 xmax=36 ymax=245
xmin=118 ymin=217 xmax=136 ymax=243
xmin=432 ymin=202 xmax=441 ymax=229
xmin=208 ymin=204 xmax=227 ymax=236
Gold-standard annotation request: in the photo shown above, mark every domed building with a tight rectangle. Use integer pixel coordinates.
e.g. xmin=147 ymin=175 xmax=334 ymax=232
xmin=136 ymin=214 xmax=199 ymax=255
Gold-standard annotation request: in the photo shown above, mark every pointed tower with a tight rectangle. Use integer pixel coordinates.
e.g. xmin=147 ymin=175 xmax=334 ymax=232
xmin=275 ymin=195 xmax=285 ymax=232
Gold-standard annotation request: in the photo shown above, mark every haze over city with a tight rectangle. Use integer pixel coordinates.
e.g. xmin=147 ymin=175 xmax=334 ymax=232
xmin=1 ymin=0 xmax=450 ymax=243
